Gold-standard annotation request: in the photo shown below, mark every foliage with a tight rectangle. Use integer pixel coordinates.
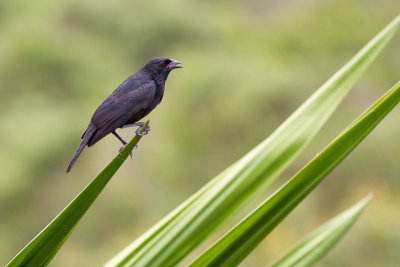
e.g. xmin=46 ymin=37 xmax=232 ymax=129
xmin=270 ymin=194 xmax=372 ymax=267
xmin=1 ymin=1 xmax=399 ymax=266
xmin=189 ymin=79 xmax=400 ymax=266
xmin=7 ymin=123 xmax=149 ymax=267
xmin=107 ymin=16 xmax=400 ymax=267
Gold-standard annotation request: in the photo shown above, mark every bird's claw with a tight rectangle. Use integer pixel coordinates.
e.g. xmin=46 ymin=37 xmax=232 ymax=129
xmin=136 ymin=125 xmax=151 ymax=136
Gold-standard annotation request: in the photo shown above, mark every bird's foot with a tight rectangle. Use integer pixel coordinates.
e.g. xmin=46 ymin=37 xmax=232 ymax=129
xmin=119 ymin=144 xmax=134 ymax=159
xmin=136 ymin=124 xmax=151 ymax=136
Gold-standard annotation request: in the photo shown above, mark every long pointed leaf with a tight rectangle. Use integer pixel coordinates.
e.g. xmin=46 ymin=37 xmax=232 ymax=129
xmin=6 ymin=122 xmax=150 ymax=267
xmin=106 ymin=15 xmax=400 ymax=267
xmin=271 ymin=194 xmax=372 ymax=267
xmin=189 ymin=81 xmax=400 ymax=266
xmin=107 ymin=15 xmax=400 ymax=267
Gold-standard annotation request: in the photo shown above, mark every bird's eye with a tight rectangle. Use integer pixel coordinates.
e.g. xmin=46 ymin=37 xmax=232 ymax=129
xmin=164 ymin=59 xmax=171 ymax=65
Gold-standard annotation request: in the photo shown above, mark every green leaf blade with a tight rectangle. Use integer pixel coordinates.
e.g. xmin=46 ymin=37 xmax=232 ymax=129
xmin=6 ymin=122 xmax=150 ymax=267
xmin=189 ymin=81 xmax=400 ymax=267
xmin=107 ymin=16 xmax=400 ymax=267
xmin=271 ymin=194 xmax=372 ymax=267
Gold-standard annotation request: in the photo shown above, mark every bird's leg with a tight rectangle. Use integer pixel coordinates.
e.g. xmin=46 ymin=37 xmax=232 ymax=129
xmin=121 ymin=121 xmax=151 ymax=136
xmin=112 ymin=131 xmax=134 ymax=159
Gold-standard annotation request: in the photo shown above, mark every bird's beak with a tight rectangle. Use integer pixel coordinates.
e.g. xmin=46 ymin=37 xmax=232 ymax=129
xmin=168 ymin=59 xmax=183 ymax=69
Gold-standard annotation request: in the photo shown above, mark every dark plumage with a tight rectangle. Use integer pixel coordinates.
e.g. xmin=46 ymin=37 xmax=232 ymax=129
xmin=66 ymin=57 xmax=182 ymax=172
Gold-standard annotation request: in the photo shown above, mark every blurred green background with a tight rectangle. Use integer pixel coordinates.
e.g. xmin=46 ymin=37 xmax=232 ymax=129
xmin=1 ymin=0 xmax=399 ymax=266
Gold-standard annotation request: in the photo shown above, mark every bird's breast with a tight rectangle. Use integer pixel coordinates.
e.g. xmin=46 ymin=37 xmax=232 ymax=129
xmin=153 ymin=82 xmax=165 ymax=104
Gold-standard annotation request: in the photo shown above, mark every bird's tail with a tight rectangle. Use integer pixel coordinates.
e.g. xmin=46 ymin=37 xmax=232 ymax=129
xmin=66 ymin=123 xmax=97 ymax=173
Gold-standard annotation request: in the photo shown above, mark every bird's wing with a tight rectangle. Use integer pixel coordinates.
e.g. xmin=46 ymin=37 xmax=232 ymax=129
xmin=88 ymin=80 xmax=156 ymax=146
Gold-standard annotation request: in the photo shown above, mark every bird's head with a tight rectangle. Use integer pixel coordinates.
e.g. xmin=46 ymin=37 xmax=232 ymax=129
xmin=143 ymin=57 xmax=183 ymax=79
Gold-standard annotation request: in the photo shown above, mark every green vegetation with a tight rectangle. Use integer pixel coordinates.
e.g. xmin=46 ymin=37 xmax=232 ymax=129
xmin=1 ymin=0 xmax=399 ymax=266
xmin=7 ymin=122 xmax=149 ymax=267
xmin=270 ymin=195 xmax=372 ymax=267
xmin=188 ymin=80 xmax=400 ymax=266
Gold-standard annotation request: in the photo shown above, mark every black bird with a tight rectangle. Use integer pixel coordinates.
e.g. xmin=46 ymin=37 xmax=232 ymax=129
xmin=66 ymin=57 xmax=182 ymax=172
